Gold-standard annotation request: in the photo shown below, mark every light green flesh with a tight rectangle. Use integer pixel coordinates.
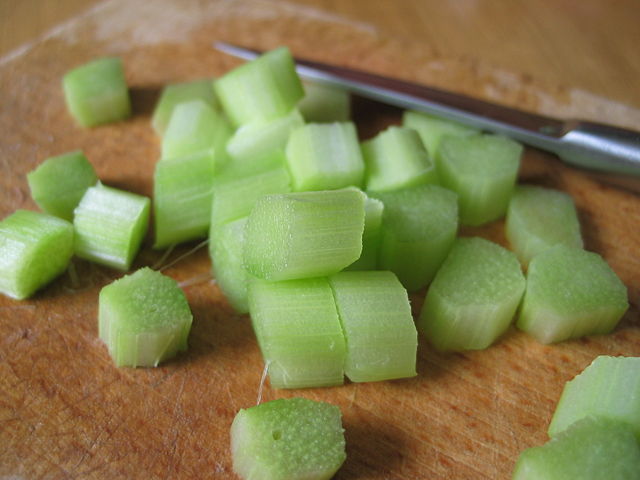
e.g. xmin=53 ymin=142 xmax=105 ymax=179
xmin=210 ymin=158 xmax=291 ymax=229
xmin=231 ymin=398 xmax=346 ymax=480
xmin=402 ymin=110 xmax=478 ymax=157
xmin=346 ymin=195 xmax=383 ymax=271
xmin=215 ymin=46 xmax=304 ymax=127
xmin=506 ymin=185 xmax=583 ymax=266
xmin=98 ymin=267 xmax=193 ymax=367
xmin=209 ymin=217 xmax=249 ymax=314
xmin=62 ymin=57 xmax=131 ymax=127
xmin=248 ymin=277 xmax=346 ymax=389
xmin=329 ymin=271 xmax=417 ymax=382
xmin=226 ymin=109 xmax=304 ymax=167
xmin=285 ymin=122 xmax=365 ymax=191
xmin=153 ymin=151 xmax=215 ymax=249
xmin=371 ymin=184 xmax=458 ymax=291
xmin=362 ymin=126 xmax=438 ymax=192
xmin=548 ymin=356 xmax=640 ymax=440
xmin=419 ymin=237 xmax=525 ymax=351
xmin=151 ymin=79 xmax=218 ymax=136
xmin=516 ymin=245 xmax=628 ymax=344
xmin=512 ymin=416 xmax=640 ymax=480
xmin=161 ymin=100 xmax=232 ymax=168
xmin=73 ymin=184 xmax=150 ymax=270
xmin=297 ymin=82 xmax=351 ymax=123
xmin=27 ymin=151 xmax=98 ymax=221
xmin=244 ymin=189 xmax=365 ymax=282
xmin=437 ymin=134 xmax=522 ymax=226
xmin=0 ymin=210 xmax=74 ymax=300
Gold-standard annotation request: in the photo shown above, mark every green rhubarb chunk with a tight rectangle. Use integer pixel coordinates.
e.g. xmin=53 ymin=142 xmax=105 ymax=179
xmin=346 ymin=195 xmax=384 ymax=271
xmin=215 ymin=46 xmax=304 ymax=127
xmin=209 ymin=217 xmax=249 ymax=314
xmin=403 ymin=110 xmax=478 ymax=157
xmin=297 ymin=82 xmax=350 ymax=123
xmin=27 ymin=151 xmax=98 ymax=221
xmin=362 ymin=126 xmax=438 ymax=192
xmin=516 ymin=246 xmax=628 ymax=344
xmin=437 ymin=134 xmax=522 ymax=226
xmin=151 ymin=78 xmax=218 ymax=136
xmin=329 ymin=271 xmax=417 ymax=382
xmin=285 ymin=122 xmax=365 ymax=191
xmin=231 ymin=398 xmax=346 ymax=480
xmin=371 ymin=184 xmax=458 ymax=291
xmin=62 ymin=57 xmax=131 ymax=127
xmin=548 ymin=356 xmax=640 ymax=440
xmin=0 ymin=210 xmax=74 ymax=300
xmin=244 ymin=189 xmax=365 ymax=281
xmin=226 ymin=109 xmax=304 ymax=167
xmin=161 ymin=99 xmax=232 ymax=168
xmin=506 ymin=185 xmax=583 ymax=266
xmin=210 ymin=155 xmax=291 ymax=228
xmin=98 ymin=267 xmax=193 ymax=367
xmin=74 ymin=183 xmax=150 ymax=270
xmin=419 ymin=237 xmax=525 ymax=351
xmin=154 ymin=151 xmax=215 ymax=249
xmin=248 ymin=277 xmax=346 ymax=388
xmin=512 ymin=416 xmax=640 ymax=480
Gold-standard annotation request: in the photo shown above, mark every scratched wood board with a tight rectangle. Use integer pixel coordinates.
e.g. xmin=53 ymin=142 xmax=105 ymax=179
xmin=0 ymin=0 xmax=639 ymax=478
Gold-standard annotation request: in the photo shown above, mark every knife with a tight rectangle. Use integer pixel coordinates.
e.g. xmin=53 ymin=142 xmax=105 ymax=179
xmin=214 ymin=41 xmax=640 ymax=179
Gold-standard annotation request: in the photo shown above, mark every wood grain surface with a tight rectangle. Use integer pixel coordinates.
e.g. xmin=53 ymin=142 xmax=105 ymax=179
xmin=1 ymin=1 xmax=639 ymax=479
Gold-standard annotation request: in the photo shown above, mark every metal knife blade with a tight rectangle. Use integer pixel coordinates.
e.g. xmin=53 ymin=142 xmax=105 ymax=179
xmin=214 ymin=41 xmax=640 ymax=179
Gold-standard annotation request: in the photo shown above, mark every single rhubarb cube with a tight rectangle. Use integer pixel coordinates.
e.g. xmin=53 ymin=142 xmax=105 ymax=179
xmin=419 ymin=237 xmax=525 ymax=351
xmin=231 ymin=398 xmax=346 ymax=480
xmin=516 ymin=246 xmax=628 ymax=344
xmin=0 ymin=210 xmax=74 ymax=299
xmin=99 ymin=267 xmax=192 ymax=367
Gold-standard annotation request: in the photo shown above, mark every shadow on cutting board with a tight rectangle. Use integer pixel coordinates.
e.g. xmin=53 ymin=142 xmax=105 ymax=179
xmin=338 ymin=417 xmax=407 ymax=479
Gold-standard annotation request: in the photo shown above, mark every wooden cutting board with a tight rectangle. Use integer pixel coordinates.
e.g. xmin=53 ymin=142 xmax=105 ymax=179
xmin=1 ymin=1 xmax=639 ymax=478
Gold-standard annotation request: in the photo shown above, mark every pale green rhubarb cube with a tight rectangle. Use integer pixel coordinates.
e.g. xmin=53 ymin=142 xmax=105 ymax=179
xmin=231 ymin=397 xmax=346 ymax=480
xmin=548 ymin=356 xmax=640 ymax=440
xmin=27 ymin=151 xmax=98 ymax=221
xmin=73 ymin=183 xmax=150 ymax=270
xmin=419 ymin=237 xmax=525 ymax=351
xmin=512 ymin=416 xmax=640 ymax=480
xmin=210 ymin=157 xmax=291 ymax=229
xmin=244 ymin=189 xmax=365 ymax=282
xmin=151 ymin=78 xmax=218 ymax=136
xmin=437 ymin=134 xmax=522 ymax=226
xmin=215 ymin=46 xmax=304 ymax=127
xmin=297 ymin=81 xmax=350 ymax=123
xmin=329 ymin=271 xmax=417 ymax=382
xmin=226 ymin=109 xmax=305 ymax=168
xmin=346 ymin=194 xmax=383 ymax=271
xmin=362 ymin=126 xmax=438 ymax=192
xmin=0 ymin=210 xmax=74 ymax=300
xmin=285 ymin=122 xmax=365 ymax=191
xmin=161 ymin=99 xmax=232 ymax=165
xmin=153 ymin=151 xmax=216 ymax=249
xmin=248 ymin=277 xmax=346 ymax=389
xmin=506 ymin=185 xmax=583 ymax=266
xmin=99 ymin=267 xmax=193 ymax=367
xmin=516 ymin=246 xmax=628 ymax=344
xmin=371 ymin=184 xmax=458 ymax=291
xmin=402 ymin=110 xmax=478 ymax=157
xmin=62 ymin=57 xmax=131 ymax=127
xmin=209 ymin=217 xmax=249 ymax=314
